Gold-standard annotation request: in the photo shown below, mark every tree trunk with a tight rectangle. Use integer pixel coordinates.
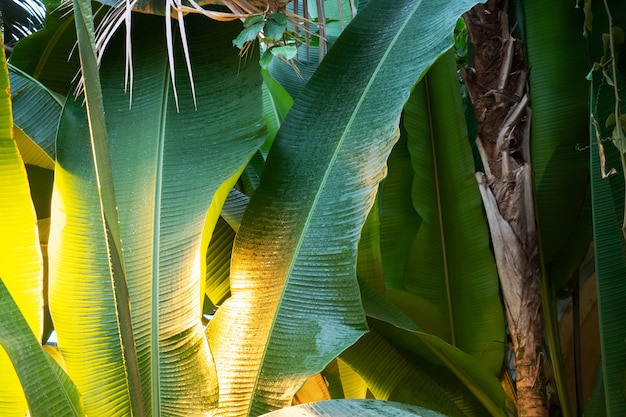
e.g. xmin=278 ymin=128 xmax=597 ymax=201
xmin=461 ymin=1 xmax=548 ymax=416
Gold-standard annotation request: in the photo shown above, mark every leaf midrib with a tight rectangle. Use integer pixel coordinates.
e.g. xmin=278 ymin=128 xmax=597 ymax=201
xmin=150 ymin=45 xmax=170 ymax=417
xmin=246 ymin=1 xmax=421 ymax=414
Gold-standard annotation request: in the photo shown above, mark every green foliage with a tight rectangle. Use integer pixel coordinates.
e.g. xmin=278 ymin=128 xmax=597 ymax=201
xmin=4 ymin=0 xmax=626 ymax=416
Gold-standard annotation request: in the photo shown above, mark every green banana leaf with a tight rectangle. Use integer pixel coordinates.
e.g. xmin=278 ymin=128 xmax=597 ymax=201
xmin=357 ymin=195 xmax=386 ymax=293
xmin=221 ymin=188 xmax=250 ymax=231
xmin=9 ymin=64 xmax=61 ymax=167
xmin=260 ymin=399 xmax=449 ymax=417
xmin=9 ymin=0 xmax=82 ymax=96
xmin=524 ymin=0 xmax=592 ymax=289
xmin=205 ymin=216 xmax=236 ymax=306
xmin=0 ymin=278 xmax=84 ymax=417
xmin=587 ymin=1 xmax=626 ymax=414
xmin=379 ymin=127 xmax=421 ymax=293
xmin=340 ymin=281 xmax=509 ymax=417
xmin=49 ymin=12 xmax=266 ymax=417
xmin=0 ymin=44 xmax=45 ymax=417
xmin=393 ymin=49 xmax=504 ymax=374
xmin=206 ymin=1 xmax=484 ymax=416
xmin=520 ymin=2 xmax=592 ymax=414
xmin=200 ymin=165 xmax=248 ymax=314
xmin=261 ymin=68 xmax=293 ymax=153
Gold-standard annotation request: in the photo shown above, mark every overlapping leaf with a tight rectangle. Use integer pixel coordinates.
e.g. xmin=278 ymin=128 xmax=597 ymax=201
xmin=393 ymin=50 xmax=504 ymax=374
xmin=49 ymin=13 xmax=266 ymax=417
xmin=206 ymin=1 xmax=484 ymax=416
xmin=0 ymin=43 xmax=44 ymax=417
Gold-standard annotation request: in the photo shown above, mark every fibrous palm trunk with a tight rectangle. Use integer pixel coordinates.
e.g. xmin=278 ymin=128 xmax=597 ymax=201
xmin=461 ymin=1 xmax=548 ymax=416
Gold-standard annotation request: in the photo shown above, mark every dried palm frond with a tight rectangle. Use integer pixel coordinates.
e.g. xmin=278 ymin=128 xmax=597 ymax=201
xmin=70 ymin=0 xmax=355 ymax=108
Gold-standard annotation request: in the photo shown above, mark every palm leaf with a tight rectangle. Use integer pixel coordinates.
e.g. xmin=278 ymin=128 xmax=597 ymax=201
xmin=0 ymin=43 xmax=44 ymax=417
xmin=206 ymin=1 xmax=483 ymax=416
xmin=49 ymin=13 xmax=266 ymax=416
xmin=397 ymin=49 xmax=504 ymax=374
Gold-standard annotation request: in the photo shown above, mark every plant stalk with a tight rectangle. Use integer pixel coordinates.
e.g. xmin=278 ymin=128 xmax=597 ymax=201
xmin=462 ymin=1 xmax=548 ymax=415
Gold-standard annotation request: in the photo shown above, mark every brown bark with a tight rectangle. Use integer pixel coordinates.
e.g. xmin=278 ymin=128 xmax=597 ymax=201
xmin=461 ymin=1 xmax=547 ymax=416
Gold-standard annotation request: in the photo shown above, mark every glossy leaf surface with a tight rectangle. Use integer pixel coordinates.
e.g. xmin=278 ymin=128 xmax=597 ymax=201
xmin=49 ymin=13 xmax=266 ymax=417
xmin=340 ymin=282 xmax=508 ymax=417
xmin=397 ymin=50 xmax=504 ymax=373
xmin=207 ymin=1 xmax=483 ymax=416
xmin=0 ymin=44 xmax=44 ymax=417
xmin=0 ymin=278 xmax=83 ymax=417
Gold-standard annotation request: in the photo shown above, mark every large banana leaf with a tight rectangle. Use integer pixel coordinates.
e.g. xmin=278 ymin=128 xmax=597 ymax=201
xmin=525 ymin=0 xmax=591 ymax=286
xmin=49 ymin=12 xmax=266 ymax=417
xmin=586 ymin=1 xmax=626 ymax=414
xmin=521 ymin=2 xmax=592 ymax=414
xmin=0 ymin=278 xmax=83 ymax=417
xmin=206 ymin=1 xmax=483 ymax=416
xmin=340 ymin=281 xmax=508 ymax=417
xmin=395 ymin=50 xmax=504 ymax=374
xmin=379 ymin=127 xmax=421 ymax=292
xmin=0 ymin=44 xmax=44 ymax=417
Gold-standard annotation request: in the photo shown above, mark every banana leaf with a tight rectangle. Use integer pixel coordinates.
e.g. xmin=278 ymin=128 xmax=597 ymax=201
xmin=340 ymin=281 xmax=509 ymax=417
xmin=521 ymin=2 xmax=592 ymax=414
xmin=525 ymin=0 xmax=591 ymax=288
xmin=49 ymin=12 xmax=266 ymax=417
xmin=586 ymin=1 xmax=626 ymax=414
xmin=204 ymin=216 xmax=236 ymax=306
xmin=9 ymin=64 xmax=61 ymax=167
xmin=0 ymin=278 xmax=83 ymax=417
xmin=261 ymin=68 xmax=293 ymax=153
xmin=260 ymin=399 xmax=449 ymax=417
xmin=394 ymin=49 xmax=504 ymax=374
xmin=0 ymin=44 xmax=44 ymax=417
xmin=206 ymin=1 xmax=484 ymax=416
xmin=9 ymin=0 xmax=82 ymax=96
xmin=379 ymin=126 xmax=421 ymax=292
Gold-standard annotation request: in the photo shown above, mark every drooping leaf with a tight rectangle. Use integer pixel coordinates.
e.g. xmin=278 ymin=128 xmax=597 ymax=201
xmin=49 ymin=13 xmax=266 ymax=417
xmin=207 ymin=1 xmax=485 ymax=416
xmin=0 ymin=42 xmax=44 ymax=417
